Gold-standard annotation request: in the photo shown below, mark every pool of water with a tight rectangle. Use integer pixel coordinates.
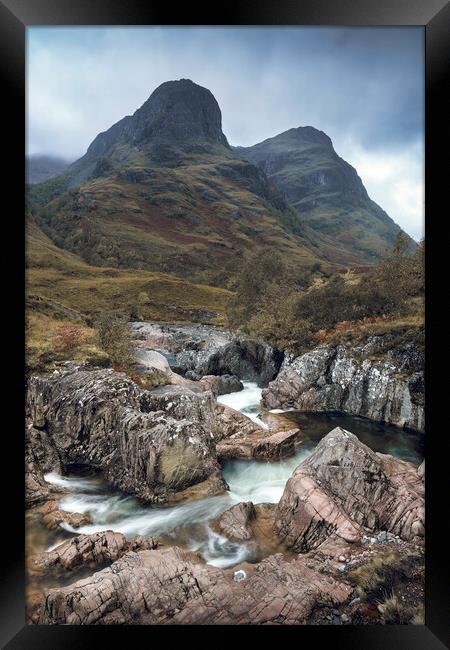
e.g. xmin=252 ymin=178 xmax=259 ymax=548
xmin=30 ymin=382 xmax=424 ymax=570
xmin=279 ymin=410 xmax=424 ymax=464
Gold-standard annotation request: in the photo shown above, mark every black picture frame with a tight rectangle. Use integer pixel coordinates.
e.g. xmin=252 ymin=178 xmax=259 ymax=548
xmin=1 ymin=1 xmax=449 ymax=647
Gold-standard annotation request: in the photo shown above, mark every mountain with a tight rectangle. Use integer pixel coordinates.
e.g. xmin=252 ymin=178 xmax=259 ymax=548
xmin=26 ymin=155 xmax=71 ymax=184
xmin=28 ymin=80 xmax=368 ymax=287
xmin=234 ymin=127 xmax=415 ymax=262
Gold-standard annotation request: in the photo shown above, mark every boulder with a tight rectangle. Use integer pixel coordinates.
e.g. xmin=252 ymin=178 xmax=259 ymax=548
xmin=261 ymin=339 xmax=424 ymax=433
xmin=213 ymin=502 xmax=256 ymax=542
xmin=131 ymin=322 xmax=283 ymax=386
xmin=140 ymin=384 xmax=217 ymax=422
xmin=252 ymin=428 xmax=303 ymax=460
xmin=134 ymin=348 xmax=172 ymax=373
xmin=30 ymin=530 xmax=158 ymax=574
xmin=38 ymin=546 xmax=351 ymax=625
xmin=201 ymin=339 xmax=283 ymax=386
xmin=25 ymin=437 xmax=51 ymax=507
xmin=199 ymin=374 xmax=243 ymax=396
xmin=213 ymin=403 xmax=262 ymax=441
xmin=212 ymin=502 xmax=284 ymax=559
xmin=34 ymin=499 xmax=92 ymax=531
xmin=216 ymin=418 xmax=302 ymax=460
xmin=217 ymin=374 xmax=244 ymax=395
xmin=274 ymin=427 xmax=425 ymax=552
xmin=26 ymin=367 xmax=224 ymax=503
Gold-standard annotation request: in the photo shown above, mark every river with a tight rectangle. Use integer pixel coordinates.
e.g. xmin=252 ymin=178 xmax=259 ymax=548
xmin=31 ymin=381 xmax=424 ymax=570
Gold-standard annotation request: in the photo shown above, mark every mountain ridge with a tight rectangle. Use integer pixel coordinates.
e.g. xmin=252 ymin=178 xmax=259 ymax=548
xmin=234 ymin=126 xmax=415 ymax=261
xmin=28 ymin=80 xmax=413 ymax=286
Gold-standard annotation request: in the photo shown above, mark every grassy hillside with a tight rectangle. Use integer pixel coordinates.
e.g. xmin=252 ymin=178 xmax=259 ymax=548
xmin=29 ymin=146 xmax=354 ymax=287
xmin=28 ymin=81 xmax=374 ymax=289
xmin=26 ymin=215 xmax=232 ymax=372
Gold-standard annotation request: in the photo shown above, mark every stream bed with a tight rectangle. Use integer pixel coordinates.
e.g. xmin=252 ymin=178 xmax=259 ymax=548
xmin=29 ymin=382 xmax=424 ymax=570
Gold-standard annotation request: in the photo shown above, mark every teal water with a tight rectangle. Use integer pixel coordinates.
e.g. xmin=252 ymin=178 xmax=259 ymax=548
xmin=36 ymin=386 xmax=424 ymax=569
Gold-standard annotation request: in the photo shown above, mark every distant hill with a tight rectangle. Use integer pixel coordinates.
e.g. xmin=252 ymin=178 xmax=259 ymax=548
xmin=26 ymin=155 xmax=71 ymax=184
xmin=234 ymin=127 xmax=415 ymax=262
xmin=27 ymin=80 xmax=372 ymax=289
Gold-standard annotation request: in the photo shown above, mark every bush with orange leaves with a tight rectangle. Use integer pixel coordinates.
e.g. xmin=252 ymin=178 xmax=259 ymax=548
xmin=53 ymin=324 xmax=85 ymax=356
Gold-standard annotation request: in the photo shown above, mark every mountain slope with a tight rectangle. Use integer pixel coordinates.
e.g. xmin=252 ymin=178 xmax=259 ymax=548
xmin=28 ymin=80 xmax=365 ymax=287
xmin=234 ymin=127 xmax=415 ymax=262
xmin=26 ymin=155 xmax=70 ymax=184
xmin=26 ymin=213 xmax=232 ymax=324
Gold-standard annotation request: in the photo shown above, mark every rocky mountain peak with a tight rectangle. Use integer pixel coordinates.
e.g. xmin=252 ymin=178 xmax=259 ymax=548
xmin=273 ymin=126 xmax=333 ymax=148
xmin=85 ymin=79 xmax=229 ymax=160
xmin=132 ymin=78 xmax=229 ymax=146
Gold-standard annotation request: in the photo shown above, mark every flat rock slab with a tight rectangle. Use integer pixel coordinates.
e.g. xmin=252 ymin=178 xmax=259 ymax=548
xmin=217 ymin=427 xmax=302 ymax=460
xmin=38 ymin=546 xmax=352 ymax=625
xmin=30 ymin=530 xmax=159 ymax=574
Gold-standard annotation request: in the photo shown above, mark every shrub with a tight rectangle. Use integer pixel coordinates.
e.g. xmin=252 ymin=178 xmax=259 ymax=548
xmin=226 ymin=237 xmax=424 ymax=355
xmin=348 ymin=551 xmax=418 ymax=603
xmin=85 ymin=352 xmax=111 ymax=368
xmin=226 ymin=249 xmax=288 ymax=330
xmin=53 ymin=324 xmax=85 ymax=355
xmin=378 ymin=591 xmax=414 ymax=625
xmin=94 ymin=313 xmax=135 ymax=369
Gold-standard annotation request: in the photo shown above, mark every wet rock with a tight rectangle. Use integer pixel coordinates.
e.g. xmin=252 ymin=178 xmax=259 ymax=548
xmin=199 ymin=374 xmax=244 ymax=396
xmin=30 ymin=530 xmax=158 ymax=574
xmin=214 ymin=501 xmax=256 ymax=542
xmin=261 ymin=339 xmax=424 ymax=432
xmin=203 ymin=339 xmax=283 ymax=386
xmin=211 ymin=502 xmax=286 ymax=560
xmin=216 ymin=419 xmax=302 ymax=460
xmin=38 ymin=546 xmax=352 ymax=625
xmin=26 ymin=367 xmax=223 ymax=503
xmin=252 ymin=428 xmax=303 ymax=460
xmin=198 ymin=374 xmax=220 ymax=395
xmin=213 ymin=403 xmax=262 ymax=441
xmin=131 ymin=322 xmax=283 ymax=385
xmin=35 ymin=500 xmax=92 ymax=531
xmin=217 ymin=374 xmax=244 ymax=395
xmin=275 ymin=427 xmax=425 ymax=552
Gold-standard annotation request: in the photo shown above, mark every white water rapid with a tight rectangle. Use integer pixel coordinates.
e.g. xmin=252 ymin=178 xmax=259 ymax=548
xmin=43 ymin=381 xmax=311 ymax=568
xmin=216 ymin=380 xmax=269 ymax=428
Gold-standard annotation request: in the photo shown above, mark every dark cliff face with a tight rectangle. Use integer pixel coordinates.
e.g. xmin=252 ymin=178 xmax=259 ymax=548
xmin=85 ymin=79 xmax=229 ymax=162
xmin=235 ymin=126 xmax=415 ymax=262
xmin=131 ymin=79 xmax=230 ymax=147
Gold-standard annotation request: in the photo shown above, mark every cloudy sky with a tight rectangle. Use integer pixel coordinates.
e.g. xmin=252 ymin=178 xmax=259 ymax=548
xmin=27 ymin=27 xmax=424 ymax=241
